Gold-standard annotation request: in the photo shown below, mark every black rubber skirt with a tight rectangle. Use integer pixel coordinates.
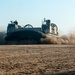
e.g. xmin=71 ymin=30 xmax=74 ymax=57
xmin=5 ymin=30 xmax=46 ymax=41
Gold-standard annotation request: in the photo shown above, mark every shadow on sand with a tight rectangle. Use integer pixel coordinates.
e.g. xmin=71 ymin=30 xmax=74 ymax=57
xmin=44 ymin=71 xmax=75 ymax=75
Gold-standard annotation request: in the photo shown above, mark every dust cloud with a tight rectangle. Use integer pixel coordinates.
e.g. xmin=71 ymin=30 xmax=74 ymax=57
xmin=0 ymin=31 xmax=75 ymax=45
xmin=41 ymin=33 xmax=75 ymax=44
xmin=0 ymin=32 xmax=5 ymax=45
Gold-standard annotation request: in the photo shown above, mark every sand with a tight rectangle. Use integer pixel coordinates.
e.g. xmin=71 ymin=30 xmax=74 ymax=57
xmin=0 ymin=45 xmax=75 ymax=75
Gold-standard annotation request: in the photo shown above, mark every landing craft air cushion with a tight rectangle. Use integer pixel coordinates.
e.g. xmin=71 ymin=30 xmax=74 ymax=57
xmin=5 ymin=18 xmax=58 ymax=44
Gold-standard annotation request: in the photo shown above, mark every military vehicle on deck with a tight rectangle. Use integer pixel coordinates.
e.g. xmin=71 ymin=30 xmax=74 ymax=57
xmin=5 ymin=18 xmax=58 ymax=44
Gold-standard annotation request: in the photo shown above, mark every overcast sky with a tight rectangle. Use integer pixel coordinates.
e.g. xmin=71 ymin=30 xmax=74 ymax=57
xmin=0 ymin=0 xmax=75 ymax=34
